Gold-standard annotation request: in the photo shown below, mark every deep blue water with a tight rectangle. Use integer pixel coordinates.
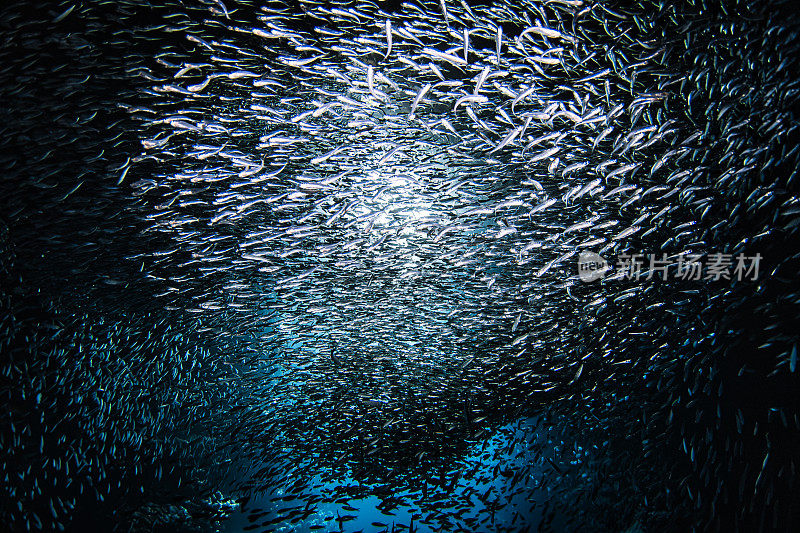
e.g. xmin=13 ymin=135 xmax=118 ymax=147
xmin=222 ymin=417 xmax=567 ymax=532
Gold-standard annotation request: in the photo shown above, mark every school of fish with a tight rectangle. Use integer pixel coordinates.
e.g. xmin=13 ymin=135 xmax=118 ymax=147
xmin=1 ymin=0 xmax=799 ymax=531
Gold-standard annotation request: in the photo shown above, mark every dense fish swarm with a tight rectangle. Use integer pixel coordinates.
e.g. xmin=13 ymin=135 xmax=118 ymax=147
xmin=1 ymin=0 xmax=799 ymax=531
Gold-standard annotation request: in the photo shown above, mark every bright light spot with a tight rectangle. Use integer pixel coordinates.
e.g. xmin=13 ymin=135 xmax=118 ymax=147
xmin=348 ymin=170 xmax=441 ymax=241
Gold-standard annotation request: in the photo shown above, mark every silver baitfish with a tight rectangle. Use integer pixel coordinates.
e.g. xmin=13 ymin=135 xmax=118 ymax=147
xmin=1 ymin=0 xmax=799 ymax=531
